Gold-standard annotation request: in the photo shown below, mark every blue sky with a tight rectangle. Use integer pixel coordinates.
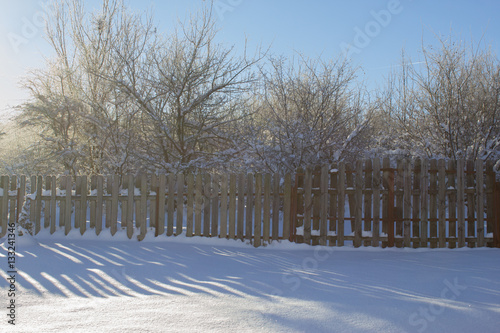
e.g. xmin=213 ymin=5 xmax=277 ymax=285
xmin=1 ymin=0 xmax=499 ymax=118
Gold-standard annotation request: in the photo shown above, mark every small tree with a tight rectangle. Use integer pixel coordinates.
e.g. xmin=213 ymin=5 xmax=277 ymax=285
xmin=379 ymin=36 xmax=500 ymax=167
xmin=111 ymin=5 xmax=264 ymax=173
xmin=246 ymin=55 xmax=372 ymax=173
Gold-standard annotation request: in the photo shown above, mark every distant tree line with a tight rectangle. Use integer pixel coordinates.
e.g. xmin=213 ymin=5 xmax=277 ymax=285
xmin=3 ymin=0 xmax=499 ymax=177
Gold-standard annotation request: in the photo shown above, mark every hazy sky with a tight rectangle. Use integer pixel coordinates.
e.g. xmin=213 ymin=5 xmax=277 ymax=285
xmin=1 ymin=0 xmax=499 ymax=119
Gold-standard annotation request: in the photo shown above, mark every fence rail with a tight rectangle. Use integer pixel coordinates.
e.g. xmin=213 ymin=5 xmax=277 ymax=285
xmin=1 ymin=158 xmax=499 ymax=248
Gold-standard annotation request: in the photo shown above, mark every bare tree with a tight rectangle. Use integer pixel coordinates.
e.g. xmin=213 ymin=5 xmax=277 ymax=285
xmin=18 ymin=0 xmax=151 ymax=175
xmin=379 ymin=35 xmax=500 ymax=168
xmin=110 ymin=5 xmax=264 ymax=173
xmin=246 ymin=55 xmax=372 ymax=173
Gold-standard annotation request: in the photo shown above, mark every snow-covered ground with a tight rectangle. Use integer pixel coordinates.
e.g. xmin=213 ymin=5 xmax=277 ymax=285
xmin=1 ymin=230 xmax=500 ymax=333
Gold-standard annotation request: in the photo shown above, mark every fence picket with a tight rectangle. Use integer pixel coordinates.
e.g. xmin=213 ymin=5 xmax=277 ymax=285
xmin=466 ymin=160 xmax=476 ymax=247
xmin=194 ymin=174 xmax=202 ymax=237
xmin=338 ymin=162 xmax=345 ymax=247
xmin=263 ymin=173 xmax=271 ymax=243
xmin=320 ymin=164 xmax=328 ymax=246
xmin=272 ymin=173 xmax=280 ymax=242
xmin=457 ymin=159 xmax=465 ymax=247
xmin=438 ymin=159 xmax=446 ymax=248
xmin=303 ymin=167 xmax=312 ymax=245
xmin=44 ymin=176 xmax=51 ymax=228
xmin=354 ymin=160 xmax=363 ymax=248
xmin=246 ymin=173 xmax=254 ymax=241
xmin=429 ymin=160 xmax=438 ymax=248
xmin=228 ymin=174 xmax=236 ymax=239
xmin=177 ymin=174 xmax=184 ymax=236
xmin=220 ymin=174 xmax=228 ymax=239
xmin=95 ymin=175 xmax=104 ymax=236
xmin=364 ymin=160 xmax=373 ymax=247
xmin=448 ymin=160 xmax=457 ymax=248
xmin=372 ymin=158 xmax=381 ymax=247
xmin=412 ymin=159 xmax=421 ymax=248
xmin=476 ymin=159 xmax=484 ymax=247
xmin=404 ymin=160 xmax=412 ymax=248
xmin=254 ymin=173 xmax=262 ymax=247
xmin=283 ymin=173 xmax=291 ymax=241
xmin=237 ymin=173 xmax=245 ymax=240
xmin=157 ymin=174 xmax=166 ymax=236
xmin=80 ymin=176 xmax=87 ymax=235
xmin=0 ymin=176 xmax=8 ymax=237
xmin=110 ymin=175 xmax=118 ymax=236
xmin=50 ymin=176 xmax=56 ymax=234
xmin=186 ymin=174 xmax=194 ymax=237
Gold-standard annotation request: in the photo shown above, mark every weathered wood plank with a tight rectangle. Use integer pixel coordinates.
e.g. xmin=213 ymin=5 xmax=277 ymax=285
xmin=476 ymin=159 xmax=484 ymax=247
xmin=420 ymin=159 xmax=429 ymax=247
xmin=157 ymin=174 xmax=166 ymax=236
xmin=395 ymin=159 xmax=404 ymax=248
xmin=372 ymin=158 xmax=381 ymax=247
xmin=329 ymin=164 xmax=338 ymax=246
xmin=126 ymin=174 xmax=134 ymax=239
xmin=412 ymin=158 xmax=421 ymax=248
xmin=65 ymin=176 xmax=72 ymax=235
xmin=485 ymin=160 xmax=495 ymax=247
xmin=176 ymin=173 xmax=184 ymax=236
xmin=110 ymin=175 xmax=119 ymax=236
xmin=74 ymin=177 xmax=81 ymax=229
xmin=448 ymin=160 xmax=457 ymax=248
xmin=466 ymin=160 xmax=475 ymax=247
xmin=457 ymin=159 xmax=465 ymax=248
xmin=203 ymin=174 xmax=211 ymax=237
xmin=106 ymin=176 xmax=112 ymax=229
xmin=150 ymin=174 xmax=158 ymax=229
xmin=29 ymin=176 xmax=36 ymax=232
xmin=382 ymin=157 xmax=394 ymax=247
xmin=303 ymin=167 xmax=312 ymax=245
xmin=364 ymin=159 xmax=373 ymax=247
xmin=438 ymin=159 xmax=446 ymax=248
xmin=228 ymin=174 xmax=236 ymax=239
xmin=354 ymin=160 xmax=363 ymax=248
xmin=139 ymin=173 xmax=148 ymax=239
xmin=95 ymin=175 xmax=104 ymax=235
xmin=44 ymin=176 xmax=51 ymax=228
xmin=263 ymin=173 xmax=271 ymax=243
xmin=272 ymin=172 xmax=280 ymax=242
xmin=320 ymin=164 xmax=328 ymax=246
xmin=167 ymin=174 xmax=175 ymax=237
xmin=283 ymin=173 xmax=291 ymax=241
xmin=50 ymin=176 xmax=57 ymax=234
xmin=220 ymin=174 xmax=228 ymax=239
xmin=89 ymin=175 xmax=96 ymax=229
xmin=35 ymin=175 xmax=42 ymax=234
xmin=404 ymin=160 xmax=412 ymax=248
xmin=246 ymin=173 xmax=254 ymax=241
xmin=254 ymin=173 xmax=262 ymax=247
xmin=194 ymin=174 xmax=202 ymax=237
xmin=210 ymin=174 xmax=219 ymax=237
xmin=338 ymin=162 xmax=345 ymax=247
xmin=429 ymin=159 xmax=438 ymax=248
xmin=237 ymin=173 xmax=245 ymax=240
xmin=186 ymin=174 xmax=194 ymax=237
xmin=0 ymin=176 xmax=9 ymax=237
xmin=80 ymin=176 xmax=87 ymax=235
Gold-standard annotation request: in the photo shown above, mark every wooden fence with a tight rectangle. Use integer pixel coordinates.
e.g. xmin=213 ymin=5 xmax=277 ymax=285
xmin=1 ymin=158 xmax=499 ymax=248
